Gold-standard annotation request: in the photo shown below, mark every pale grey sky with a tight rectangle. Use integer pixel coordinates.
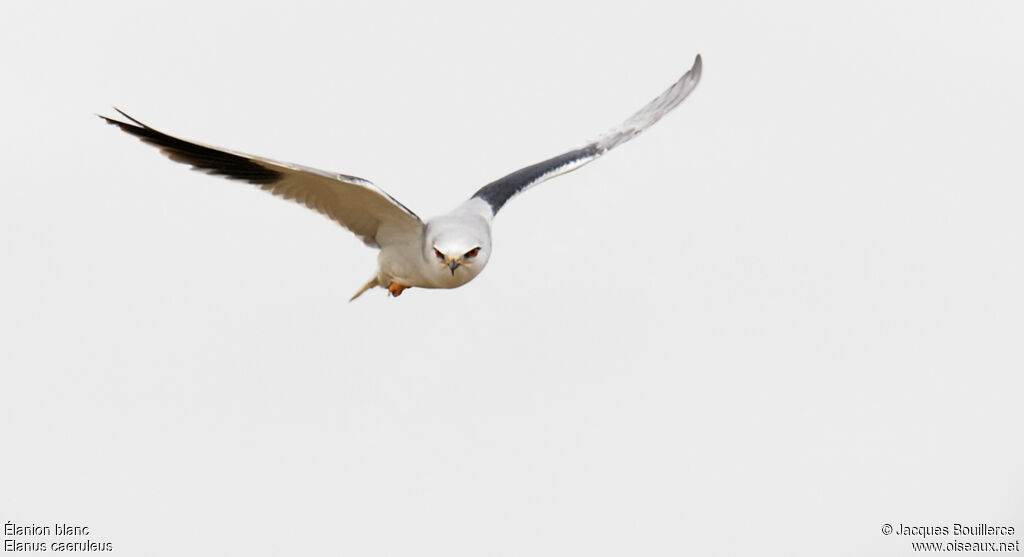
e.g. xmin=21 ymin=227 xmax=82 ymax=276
xmin=2 ymin=1 xmax=1022 ymax=555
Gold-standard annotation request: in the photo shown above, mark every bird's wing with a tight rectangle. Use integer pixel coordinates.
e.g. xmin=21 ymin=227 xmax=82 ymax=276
xmin=101 ymin=109 xmax=423 ymax=247
xmin=471 ymin=54 xmax=702 ymax=215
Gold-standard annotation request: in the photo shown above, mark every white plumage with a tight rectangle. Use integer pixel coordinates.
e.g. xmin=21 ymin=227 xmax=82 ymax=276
xmin=101 ymin=55 xmax=702 ymax=300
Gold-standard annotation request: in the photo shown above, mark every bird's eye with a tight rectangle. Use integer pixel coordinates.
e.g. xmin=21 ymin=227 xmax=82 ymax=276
xmin=433 ymin=248 xmax=444 ymax=260
xmin=465 ymin=248 xmax=480 ymax=258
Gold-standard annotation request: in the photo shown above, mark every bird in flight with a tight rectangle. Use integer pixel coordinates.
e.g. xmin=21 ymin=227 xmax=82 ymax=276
xmin=102 ymin=55 xmax=702 ymax=300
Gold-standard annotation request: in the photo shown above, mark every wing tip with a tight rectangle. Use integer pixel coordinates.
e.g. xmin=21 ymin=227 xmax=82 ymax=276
xmin=98 ymin=107 xmax=148 ymax=131
xmin=690 ymin=53 xmax=703 ymax=82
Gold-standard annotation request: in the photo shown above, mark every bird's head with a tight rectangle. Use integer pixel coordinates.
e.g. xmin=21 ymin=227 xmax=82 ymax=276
xmin=424 ymin=220 xmax=491 ymax=286
xmin=428 ymin=239 xmax=488 ymax=279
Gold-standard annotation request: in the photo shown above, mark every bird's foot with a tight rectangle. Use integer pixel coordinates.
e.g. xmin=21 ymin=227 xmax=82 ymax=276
xmin=387 ymin=282 xmax=409 ymax=297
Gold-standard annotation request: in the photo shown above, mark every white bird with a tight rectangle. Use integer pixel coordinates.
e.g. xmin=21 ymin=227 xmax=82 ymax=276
xmin=101 ymin=55 xmax=702 ymax=300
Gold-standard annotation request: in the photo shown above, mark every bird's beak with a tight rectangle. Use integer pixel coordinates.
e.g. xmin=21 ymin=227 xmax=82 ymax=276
xmin=447 ymin=257 xmax=460 ymax=275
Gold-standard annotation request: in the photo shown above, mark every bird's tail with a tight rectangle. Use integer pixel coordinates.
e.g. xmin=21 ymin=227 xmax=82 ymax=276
xmin=349 ymin=275 xmax=380 ymax=302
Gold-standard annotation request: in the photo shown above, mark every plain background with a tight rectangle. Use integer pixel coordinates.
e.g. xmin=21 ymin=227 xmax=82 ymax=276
xmin=2 ymin=1 xmax=1022 ymax=555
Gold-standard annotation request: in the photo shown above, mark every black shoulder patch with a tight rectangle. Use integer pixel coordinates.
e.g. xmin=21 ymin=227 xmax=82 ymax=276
xmin=471 ymin=145 xmax=598 ymax=214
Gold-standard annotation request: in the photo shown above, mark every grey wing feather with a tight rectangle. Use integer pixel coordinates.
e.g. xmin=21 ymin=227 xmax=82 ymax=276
xmin=472 ymin=54 xmax=702 ymax=215
xmin=100 ymin=109 xmax=423 ymax=247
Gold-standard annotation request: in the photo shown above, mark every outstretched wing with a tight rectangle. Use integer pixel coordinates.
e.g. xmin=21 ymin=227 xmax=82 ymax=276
xmin=101 ymin=109 xmax=423 ymax=247
xmin=472 ymin=54 xmax=702 ymax=215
